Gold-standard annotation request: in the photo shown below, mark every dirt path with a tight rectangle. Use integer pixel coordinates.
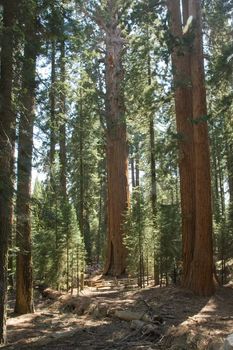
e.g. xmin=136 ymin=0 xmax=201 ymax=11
xmin=4 ymin=280 xmax=233 ymax=350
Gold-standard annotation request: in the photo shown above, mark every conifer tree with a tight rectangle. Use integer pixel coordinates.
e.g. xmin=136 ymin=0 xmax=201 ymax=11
xmin=0 ymin=0 xmax=17 ymax=344
xmin=15 ymin=0 xmax=40 ymax=314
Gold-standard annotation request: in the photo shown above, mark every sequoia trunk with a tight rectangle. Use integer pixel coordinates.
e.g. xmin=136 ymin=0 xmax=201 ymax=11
xmin=0 ymin=0 xmax=17 ymax=344
xmin=15 ymin=7 xmax=38 ymax=314
xmin=167 ymin=0 xmax=195 ymax=288
xmin=103 ymin=7 xmax=129 ymax=275
xmin=188 ymin=0 xmax=215 ymax=296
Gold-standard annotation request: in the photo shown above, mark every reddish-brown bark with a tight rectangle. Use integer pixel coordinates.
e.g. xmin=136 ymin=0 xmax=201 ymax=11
xmin=167 ymin=0 xmax=215 ymax=296
xmin=105 ymin=127 xmax=129 ymax=276
xmin=187 ymin=0 xmax=215 ymax=296
xmin=103 ymin=3 xmax=129 ymax=275
xmin=167 ymin=0 xmax=196 ymax=289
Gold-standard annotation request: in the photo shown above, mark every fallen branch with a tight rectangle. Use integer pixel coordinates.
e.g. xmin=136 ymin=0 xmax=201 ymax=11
xmin=115 ymin=310 xmax=152 ymax=322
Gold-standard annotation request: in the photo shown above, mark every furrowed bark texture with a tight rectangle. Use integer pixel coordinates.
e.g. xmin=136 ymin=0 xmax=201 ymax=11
xmin=15 ymin=10 xmax=38 ymax=314
xmin=188 ymin=0 xmax=215 ymax=296
xmin=167 ymin=0 xmax=215 ymax=296
xmin=0 ymin=0 xmax=17 ymax=344
xmin=167 ymin=0 xmax=195 ymax=289
xmin=103 ymin=6 xmax=129 ymax=276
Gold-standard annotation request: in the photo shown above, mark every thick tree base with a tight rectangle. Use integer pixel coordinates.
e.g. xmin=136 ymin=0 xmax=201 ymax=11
xmin=182 ymin=268 xmax=216 ymax=297
xmin=103 ymin=263 xmax=127 ymax=277
xmin=14 ymin=303 xmax=34 ymax=315
xmin=103 ymin=269 xmax=127 ymax=278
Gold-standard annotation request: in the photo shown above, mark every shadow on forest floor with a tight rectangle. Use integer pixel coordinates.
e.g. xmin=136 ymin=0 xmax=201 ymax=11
xmin=4 ymin=282 xmax=233 ymax=350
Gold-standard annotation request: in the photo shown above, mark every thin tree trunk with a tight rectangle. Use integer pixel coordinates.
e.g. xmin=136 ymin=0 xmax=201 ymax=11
xmin=97 ymin=188 xmax=102 ymax=264
xmin=59 ymin=38 xmax=67 ymax=200
xmin=216 ymin=151 xmax=225 ymax=217
xmin=147 ymin=49 xmax=160 ymax=286
xmin=134 ymin=142 xmax=142 ymax=287
xmin=15 ymin=8 xmax=38 ymax=314
xmin=227 ymin=142 xmax=233 ymax=204
xmin=49 ymin=39 xmax=56 ymax=185
xmin=78 ymin=100 xmax=86 ymax=254
xmin=131 ymin=158 xmax=136 ymax=189
xmin=149 ymin=116 xmax=157 ymax=215
xmin=211 ymin=134 xmax=221 ymax=223
xmin=148 ymin=55 xmax=157 ymax=220
xmin=97 ymin=159 xmax=107 ymax=265
xmin=188 ymin=0 xmax=215 ymax=296
xmin=8 ymin=179 xmax=15 ymax=290
xmin=58 ymin=37 xmax=69 ymax=291
xmin=0 ymin=0 xmax=17 ymax=343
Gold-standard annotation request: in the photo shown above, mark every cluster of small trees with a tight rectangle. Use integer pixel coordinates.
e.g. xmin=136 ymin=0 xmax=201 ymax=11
xmin=0 ymin=0 xmax=233 ymax=346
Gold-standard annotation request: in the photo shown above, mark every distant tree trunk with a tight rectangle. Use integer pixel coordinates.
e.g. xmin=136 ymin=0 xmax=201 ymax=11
xmin=135 ymin=144 xmax=144 ymax=288
xmin=167 ymin=0 xmax=196 ymax=289
xmin=103 ymin=11 xmax=129 ymax=276
xmin=227 ymin=142 xmax=233 ymax=204
xmin=147 ymin=49 xmax=159 ymax=286
xmin=15 ymin=7 xmax=38 ymax=314
xmin=211 ymin=133 xmax=221 ymax=223
xmin=187 ymin=0 xmax=215 ymax=296
xmin=58 ymin=36 xmax=70 ymax=291
xmin=49 ymin=39 xmax=56 ymax=184
xmin=96 ymin=155 xmax=107 ymax=264
xmin=96 ymin=184 xmax=103 ymax=263
xmin=59 ymin=38 xmax=67 ymax=201
xmin=0 ymin=0 xmax=17 ymax=344
xmin=216 ymin=149 xmax=225 ymax=216
xmin=8 ymin=139 xmax=16 ymax=289
xmin=8 ymin=205 xmax=15 ymax=290
xmin=131 ymin=158 xmax=136 ymax=188
xmin=78 ymin=99 xmax=86 ymax=253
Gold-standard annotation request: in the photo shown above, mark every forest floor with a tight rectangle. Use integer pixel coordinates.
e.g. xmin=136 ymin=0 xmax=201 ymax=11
xmin=4 ymin=277 xmax=233 ymax=350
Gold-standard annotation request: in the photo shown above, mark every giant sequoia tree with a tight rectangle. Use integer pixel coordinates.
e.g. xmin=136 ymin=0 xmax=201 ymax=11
xmin=102 ymin=1 xmax=130 ymax=276
xmin=2 ymin=2 xmax=233 ymax=344
xmin=15 ymin=0 xmax=39 ymax=314
xmin=78 ymin=0 xmax=130 ymax=276
xmin=167 ymin=0 xmax=195 ymax=290
xmin=167 ymin=0 xmax=215 ymax=296
xmin=188 ymin=0 xmax=215 ymax=296
xmin=0 ymin=0 xmax=17 ymax=344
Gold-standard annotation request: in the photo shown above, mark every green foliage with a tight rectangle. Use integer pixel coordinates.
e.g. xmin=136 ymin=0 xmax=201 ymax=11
xmin=32 ymin=178 xmax=86 ymax=289
xmin=204 ymin=0 xmax=233 ymax=283
xmin=25 ymin=0 xmax=233 ymax=290
xmin=157 ymin=204 xmax=181 ymax=282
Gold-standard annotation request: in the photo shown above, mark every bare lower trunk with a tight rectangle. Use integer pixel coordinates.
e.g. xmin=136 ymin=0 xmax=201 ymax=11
xmin=103 ymin=5 xmax=129 ymax=276
xmin=0 ymin=0 xmax=17 ymax=343
xmin=104 ymin=126 xmax=129 ymax=275
xmin=188 ymin=0 xmax=215 ymax=296
xmin=167 ymin=0 xmax=195 ymax=289
xmin=15 ymin=11 xmax=37 ymax=314
xmin=49 ymin=39 xmax=56 ymax=185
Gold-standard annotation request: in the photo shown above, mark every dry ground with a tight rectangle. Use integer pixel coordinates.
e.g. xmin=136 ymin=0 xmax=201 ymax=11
xmin=3 ymin=278 xmax=233 ymax=350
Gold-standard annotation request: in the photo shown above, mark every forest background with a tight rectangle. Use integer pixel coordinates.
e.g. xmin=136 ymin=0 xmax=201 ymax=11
xmin=0 ymin=0 xmax=233 ymax=346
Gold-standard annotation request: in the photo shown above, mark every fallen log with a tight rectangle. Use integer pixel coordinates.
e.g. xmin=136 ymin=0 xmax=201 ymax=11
xmin=40 ymin=288 xmax=63 ymax=300
xmin=115 ymin=310 xmax=153 ymax=322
